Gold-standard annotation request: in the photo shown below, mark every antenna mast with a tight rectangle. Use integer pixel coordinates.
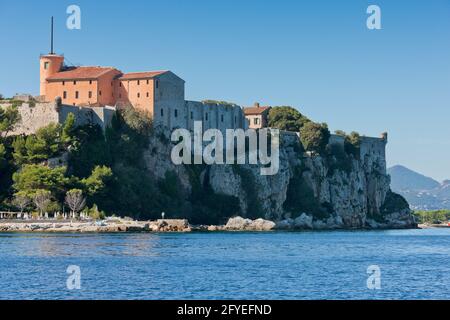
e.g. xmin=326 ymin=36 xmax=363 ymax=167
xmin=50 ymin=16 xmax=54 ymax=54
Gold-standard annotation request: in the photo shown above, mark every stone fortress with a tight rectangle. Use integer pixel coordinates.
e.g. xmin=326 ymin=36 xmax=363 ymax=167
xmin=0 ymin=49 xmax=388 ymax=168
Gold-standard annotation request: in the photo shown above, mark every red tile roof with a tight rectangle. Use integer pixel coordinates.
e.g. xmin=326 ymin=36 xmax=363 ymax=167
xmin=46 ymin=66 xmax=118 ymax=81
xmin=118 ymin=71 xmax=168 ymax=80
xmin=243 ymin=106 xmax=271 ymax=115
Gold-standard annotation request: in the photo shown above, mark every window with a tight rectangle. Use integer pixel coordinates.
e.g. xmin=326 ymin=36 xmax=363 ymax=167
xmin=161 ymin=108 xmax=164 ymax=117
xmin=73 ymin=81 xmax=77 ymax=85
xmin=119 ymin=82 xmax=122 ymax=87
xmin=146 ymin=92 xmax=149 ymax=97
xmin=44 ymin=62 xmax=49 ymax=69
xmin=175 ymin=109 xmax=178 ymax=118
xmin=254 ymin=118 xmax=260 ymax=125
xmin=146 ymin=80 xmax=149 ymax=85
xmin=99 ymin=91 xmax=102 ymax=96
xmin=75 ymin=91 xmax=79 ymax=99
xmin=89 ymin=80 xmax=92 ymax=85
xmin=62 ymin=81 xmax=65 ymax=86
xmin=63 ymin=91 xmax=67 ymax=99
xmin=137 ymin=80 xmax=140 ymax=85
xmin=88 ymin=91 xmax=92 ymax=99
xmin=156 ymin=80 xmax=159 ymax=89
xmin=137 ymin=93 xmax=140 ymax=98
xmin=205 ymin=113 xmax=208 ymax=121
xmin=221 ymin=115 xmax=224 ymax=122
xmin=190 ymin=111 xmax=193 ymax=120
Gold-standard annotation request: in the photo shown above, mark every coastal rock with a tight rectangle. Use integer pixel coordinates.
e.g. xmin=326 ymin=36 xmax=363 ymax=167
xmin=275 ymin=218 xmax=294 ymax=230
xmin=248 ymin=218 xmax=276 ymax=231
xmin=294 ymin=213 xmax=313 ymax=229
xmin=224 ymin=217 xmax=275 ymax=231
xmin=224 ymin=216 xmax=252 ymax=230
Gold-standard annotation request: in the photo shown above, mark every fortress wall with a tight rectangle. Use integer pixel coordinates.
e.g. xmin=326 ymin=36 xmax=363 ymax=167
xmin=359 ymin=135 xmax=388 ymax=173
xmin=1 ymin=101 xmax=115 ymax=136
xmin=1 ymin=101 xmax=60 ymax=136
xmin=329 ymin=134 xmax=345 ymax=150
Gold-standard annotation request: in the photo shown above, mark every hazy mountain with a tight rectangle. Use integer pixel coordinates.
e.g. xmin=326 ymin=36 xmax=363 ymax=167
xmin=388 ymin=165 xmax=450 ymax=210
xmin=388 ymin=165 xmax=440 ymax=191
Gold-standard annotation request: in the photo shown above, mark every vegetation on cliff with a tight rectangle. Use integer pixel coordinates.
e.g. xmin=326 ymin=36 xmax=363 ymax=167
xmin=0 ymin=101 xmax=412 ymax=226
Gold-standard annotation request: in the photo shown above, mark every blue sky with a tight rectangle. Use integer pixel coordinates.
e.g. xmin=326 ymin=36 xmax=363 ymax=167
xmin=1 ymin=0 xmax=449 ymax=181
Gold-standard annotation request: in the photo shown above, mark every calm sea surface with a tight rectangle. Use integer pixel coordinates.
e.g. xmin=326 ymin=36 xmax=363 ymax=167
xmin=1 ymin=228 xmax=450 ymax=300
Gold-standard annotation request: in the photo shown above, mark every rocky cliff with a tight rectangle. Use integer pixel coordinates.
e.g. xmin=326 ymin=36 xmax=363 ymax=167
xmin=143 ymin=127 xmax=416 ymax=230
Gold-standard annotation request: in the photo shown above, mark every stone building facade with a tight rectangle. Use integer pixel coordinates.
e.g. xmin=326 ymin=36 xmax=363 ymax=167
xmin=38 ymin=53 xmax=246 ymax=133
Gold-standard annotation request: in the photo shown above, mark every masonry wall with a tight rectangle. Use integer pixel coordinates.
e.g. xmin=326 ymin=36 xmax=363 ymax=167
xmin=1 ymin=101 xmax=115 ymax=136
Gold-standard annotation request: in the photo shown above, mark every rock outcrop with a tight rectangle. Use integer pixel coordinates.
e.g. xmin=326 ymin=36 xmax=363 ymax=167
xmin=143 ymin=128 xmax=416 ymax=230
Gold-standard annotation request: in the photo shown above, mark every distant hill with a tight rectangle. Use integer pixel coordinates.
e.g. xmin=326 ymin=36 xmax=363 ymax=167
xmin=388 ymin=165 xmax=450 ymax=210
xmin=388 ymin=165 xmax=440 ymax=191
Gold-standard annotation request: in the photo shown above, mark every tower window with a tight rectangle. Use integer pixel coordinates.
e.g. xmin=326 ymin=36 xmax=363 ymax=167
xmin=190 ymin=111 xmax=193 ymax=120
xmin=89 ymin=80 xmax=92 ymax=85
xmin=137 ymin=93 xmax=140 ymax=98
xmin=63 ymin=91 xmax=67 ymax=99
xmin=146 ymin=92 xmax=149 ymax=97
xmin=73 ymin=81 xmax=77 ymax=85
xmin=137 ymin=80 xmax=140 ymax=85
xmin=156 ymin=80 xmax=159 ymax=89
xmin=175 ymin=109 xmax=178 ymax=118
xmin=221 ymin=114 xmax=224 ymax=122
xmin=161 ymin=108 xmax=164 ymax=117
xmin=205 ymin=113 xmax=208 ymax=121
xmin=88 ymin=91 xmax=92 ymax=98
xmin=75 ymin=91 xmax=79 ymax=99
xmin=119 ymin=82 xmax=122 ymax=87
xmin=62 ymin=81 xmax=65 ymax=86
xmin=146 ymin=80 xmax=149 ymax=85
xmin=99 ymin=91 xmax=102 ymax=96
xmin=44 ymin=62 xmax=49 ymax=69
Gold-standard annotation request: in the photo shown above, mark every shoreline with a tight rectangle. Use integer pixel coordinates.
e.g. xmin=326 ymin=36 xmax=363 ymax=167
xmin=0 ymin=216 xmax=425 ymax=233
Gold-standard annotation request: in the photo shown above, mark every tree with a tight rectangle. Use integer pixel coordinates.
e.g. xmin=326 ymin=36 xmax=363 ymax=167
xmin=0 ymin=143 xmax=5 ymax=170
xmin=65 ymin=189 xmax=86 ymax=216
xmin=0 ymin=105 xmax=21 ymax=138
xmin=61 ymin=113 xmax=76 ymax=146
xmin=82 ymin=165 xmax=113 ymax=196
xmin=300 ymin=122 xmax=331 ymax=154
xmin=12 ymin=123 xmax=64 ymax=165
xmin=267 ymin=106 xmax=310 ymax=132
xmin=345 ymin=131 xmax=361 ymax=157
xmin=33 ymin=189 xmax=52 ymax=215
xmin=12 ymin=164 xmax=69 ymax=199
xmin=13 ymin=191 xmax=30 ymax=214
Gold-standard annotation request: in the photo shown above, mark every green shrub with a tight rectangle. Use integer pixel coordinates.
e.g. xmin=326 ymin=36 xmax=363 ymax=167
xmin=300 ymin=122 xmax=330 ymax=154
xmin=267 ymin=106 xmax=310 ymax=132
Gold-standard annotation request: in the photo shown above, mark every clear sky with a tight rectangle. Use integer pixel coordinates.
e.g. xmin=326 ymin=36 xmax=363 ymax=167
xmin=1 ymin=0 xmax=449 ymax=181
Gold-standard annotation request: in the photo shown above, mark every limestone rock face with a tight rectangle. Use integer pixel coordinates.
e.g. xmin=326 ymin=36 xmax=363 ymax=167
xmin=204 ymin=134 xmax=416 ymax=230
xmin=141 ymin=129 xmax=416 ymax=230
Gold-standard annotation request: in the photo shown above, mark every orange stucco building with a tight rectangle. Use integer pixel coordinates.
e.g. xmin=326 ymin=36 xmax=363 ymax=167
xmin=39 ymin=54 xmax=185 ymax=118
